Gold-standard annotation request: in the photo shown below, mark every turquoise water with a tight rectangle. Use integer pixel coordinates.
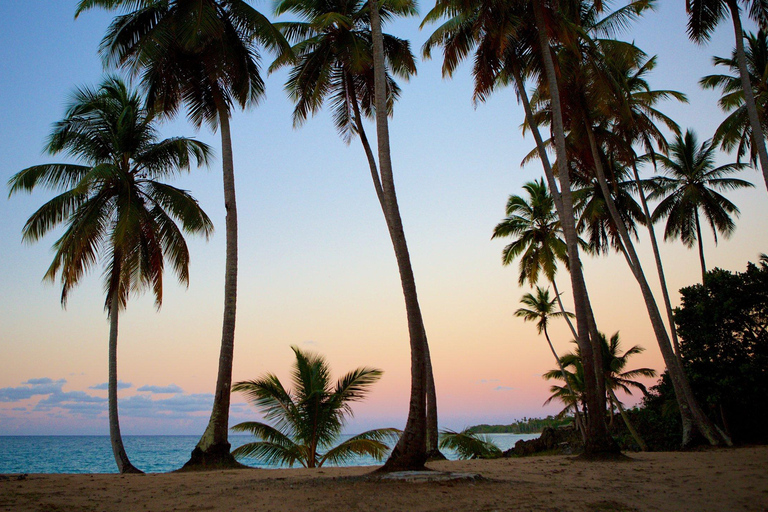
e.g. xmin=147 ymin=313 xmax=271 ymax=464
xmin=0 ymin=433 xmax=539 ymax=474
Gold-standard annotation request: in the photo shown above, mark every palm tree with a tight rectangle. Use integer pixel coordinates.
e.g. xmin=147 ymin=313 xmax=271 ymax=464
xmin=422 ymin=0 xmax=616 ymax=455
xmin=438 ymin=429 xmax=502 ymax=459
xmin=650 ymin=129 xmax=753 ymax=282
xmin=701 ymin=30 xmax=768 ymax=167
xmin=271 ymin=0 xmax=442 ymax=461
xmin=545 ymin=332 xmax=656 ymax=450
xmin=231 ymin=346 xmax=400 ymax=468
xmin=367 ymin=0 xmax=433 ymax=470
xmin=8 ymin=76 xmax=213 ymax=473
xmin=686 ymin=0 xmax=768 ymax=194
xmin=76 ymin=0 xmax=291 ymax=469
xmin=515 ymin=286 xmax=585 ymax=441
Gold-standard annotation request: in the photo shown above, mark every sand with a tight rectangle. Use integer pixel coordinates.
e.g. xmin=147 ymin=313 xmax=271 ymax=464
xmin=1 ymin=446 xmax=766 ymax=511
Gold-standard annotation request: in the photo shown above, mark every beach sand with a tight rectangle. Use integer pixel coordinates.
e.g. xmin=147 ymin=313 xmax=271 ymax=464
xmin=1 ymin=446 xmax=766 ymax=511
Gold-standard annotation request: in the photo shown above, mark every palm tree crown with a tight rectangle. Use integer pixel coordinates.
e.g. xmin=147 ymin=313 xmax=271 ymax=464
xmin=650 ymin=129 xmax=753 ymax=278
xmin=232 ymin=346 xmax=399 ymax=468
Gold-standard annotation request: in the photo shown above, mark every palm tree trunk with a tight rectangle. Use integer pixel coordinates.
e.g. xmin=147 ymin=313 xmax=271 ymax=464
xmin=370 ymin=0 xmax=429 ymax=471
xmin=107 ymin=293 xmax=141 ymax=474
xmin=185 ymin=106 xmax=243 ymax=469
xmin=532 ymin=0 xmax=616 ymax=456
xmin=543 ymin=326 xmax=587 ymax=444
xmin=728 ymin=0 xmax=768 ymax=194
xmin=551 ymin=279 xmax=578 ymax=339
xmin=631 ymin=162 xmax=682 ymax=358
xmin=351 ymin=79 xmax=443 ymax=462
xmin=694 ymin=209 xmax=707 ymax=283
xmin=584 ymin=124 xmax=731 ymax=448
xmin=607 ymin=387 xmax=647 ymax=451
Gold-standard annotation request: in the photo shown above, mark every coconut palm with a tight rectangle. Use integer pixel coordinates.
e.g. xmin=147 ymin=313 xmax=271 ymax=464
xmin=650 ymin=129 xmax=753 ymax=282
xmin=76 ymin=0 xmax=291 ymax=468
xmin=686 ymin=0 xmax=768 ymax=194
xmin=422 ymin=0 xmax=617 ymax=455
xmin=545 ymin=332 xmax=656 ymax=450
xmin=8 ymin=76 xmax=213 ymax=473
xmin=271 ymin=0 xmax=443 ymax=462
xmin=701 ymin=30 xmax=768 ymax=167
xmin=515 ymin=286 xmax=585 ymax=441
xmin=365 ymin=0 xmax=433 ymax=470
xmin=231 ymin=346 xmax=400 ymax=468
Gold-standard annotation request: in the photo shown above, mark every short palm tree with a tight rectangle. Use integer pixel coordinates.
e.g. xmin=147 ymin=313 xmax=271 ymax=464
xmin=701 ymin=30 xmax=768 ymax=167
xmin=231 ymin=346 xmax=400 ymax=468
xmin=545 ymin=332 xmax=656 ymax=450
xmin=650 ymin=129 xmax=753 ymax=282
xmin=438 ymin=429 xmax=501 ymax=459
xmin=8 ymin=76 xmax=213 ymax=473
xmin=76 ymin=0 xmax=291 ymax=468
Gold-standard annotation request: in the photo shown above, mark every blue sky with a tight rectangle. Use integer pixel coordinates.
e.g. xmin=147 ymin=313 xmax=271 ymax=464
xmin=1 ymin=1 xmax=766 ymax=436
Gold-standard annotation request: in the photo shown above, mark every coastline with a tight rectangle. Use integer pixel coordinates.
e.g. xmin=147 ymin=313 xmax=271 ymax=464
xmin=2 ymin=445 xmax=766 ymax=511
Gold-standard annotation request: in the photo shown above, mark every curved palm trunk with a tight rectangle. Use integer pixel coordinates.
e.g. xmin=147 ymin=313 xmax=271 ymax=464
xmin=185 ymin=108 xmax=242 ymax=469
xmin=351 ymin=84 xmax=443 ymax=462
xmin=543 ymin=325 xmax=586 ymax=444
xmin=694 ymin=209 xmax=707 ymax=283
xmin=631 ymin=163 xmax=682 ymax=358
xmin=585 ymin=125 xmax=731 ymax=447
xmin=607 ymin=387 xmax=647 ymax=451
xmin=532 ymin=1 xmax=616 ymax=456
xmin=551 ymin=279 xmax=578 ymax=340
xmin=107 ymin=295 xmax=141 ymax=474
xmin=369 ymin=0 xmax=429 ymax=471
xmin=728 ymin=0 xmax=768 ymax=194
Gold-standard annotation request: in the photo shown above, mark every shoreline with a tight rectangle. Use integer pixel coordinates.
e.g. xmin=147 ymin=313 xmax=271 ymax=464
xmin=2 ymin=445 xmax=766 ymax=511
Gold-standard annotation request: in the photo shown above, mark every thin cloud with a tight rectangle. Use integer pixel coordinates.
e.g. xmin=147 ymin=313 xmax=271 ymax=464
xmin=137 ymin=384 xmax=183 ymax=394
xmin=89 ymin=381 xmax=132 ymax=391
xmin=478 ymin=379 xmax=500 ymax=384
xmin=0 ymin=378 xmax=66 ymax=402
xmin=494 ymin=386 xmax=514 ymax=391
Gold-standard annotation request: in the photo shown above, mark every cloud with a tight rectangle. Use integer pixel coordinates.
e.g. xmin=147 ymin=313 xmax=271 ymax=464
xmin=302 ymin=340 xmax=319 ymax=346
xmin=0 ymin=378 xmax=66 ymax=402
xmin=118 ymin=393 xmax=213 ymax=418
xmin=34 ymin=391 xmax=107 ymax=416
xmin=478 ymin=379 xmax=500 ymax=384
xmin=89 ymin=381 xmax=133 ymax=391
xmin=494 ymin=386 xmax=514 ymax=391
xmin=136 ymin=384 xmax=183 ymax=394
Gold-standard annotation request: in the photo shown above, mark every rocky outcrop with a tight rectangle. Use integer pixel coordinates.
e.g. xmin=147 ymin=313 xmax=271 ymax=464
xmin=504 ymin=426 xmax=582 ymax=457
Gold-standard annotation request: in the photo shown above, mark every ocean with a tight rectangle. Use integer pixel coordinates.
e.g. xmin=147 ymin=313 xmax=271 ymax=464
xmin=0 ymin=433 xmax=539 ymax=474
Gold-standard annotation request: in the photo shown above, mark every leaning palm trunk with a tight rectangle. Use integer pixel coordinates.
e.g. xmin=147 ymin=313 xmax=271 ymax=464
xmin=531 ymin=1 xmax=616 ymax=455
xmin=694 ymin=209 xmax=707 ymax=283
xmin=607 ymin=387 xmax=647 ymax=451
xmin=631 ymin=163 xmax=682 ymax=358
xmin=584 ymin=125 xmax=731 ymax=447
xmin=728 ymin=0 xmax=768 ymax=194
xmin=186 ymin=108 xmax=243 ymax=469
xmin=544 ymin=325 xmax=587 ymax=444
xmin=351 ymin=82 xmax=442 ymax=462
xmin=107 ymin=290 xmax=141 ymax=474
xmin=370 ymin=0 xmax=429 ymax=471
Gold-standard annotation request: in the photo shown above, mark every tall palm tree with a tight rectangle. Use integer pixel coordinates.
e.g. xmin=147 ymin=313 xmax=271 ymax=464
xmin=515 ymin=287 xmax=585 ymax=441
xmin=76 ymin=0 xmax=291 ymax=468
xmin=422 ymin=0 xmax=617 ymax=455
xmin=8 ymin=76 xmax=213 ymax=473
xmin=231 ymin=346 xmax=400 ymax=468
xmin=271 ymin=0 xmax=442 ymax=461
xmin=651 ymin=129 xmax=753 ymax=282
xmin=545 ymin=332 xmax=656 ymax=450
xmin=369 ymin=0 xmax=433 ymax=470
xmin=686 ymin=0 xmax=768 ymax=194
xmin=701 ymin=30 xmax=768 ymax=167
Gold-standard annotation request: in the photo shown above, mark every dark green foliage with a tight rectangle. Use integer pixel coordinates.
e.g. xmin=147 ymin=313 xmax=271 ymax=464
xmin=438 ymin=429 xmax=502 ymax=459
xmin=674 ymin=260 xmax=768 ymax=443
xmin=468 ymin=416 xmax=574 ymax=434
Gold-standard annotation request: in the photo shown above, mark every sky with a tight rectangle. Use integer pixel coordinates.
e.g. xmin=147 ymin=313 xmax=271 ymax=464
xmin=0 ymin=1 xmax=766 ymax=437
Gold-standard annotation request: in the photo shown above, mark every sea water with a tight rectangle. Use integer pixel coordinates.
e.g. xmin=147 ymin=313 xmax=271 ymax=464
xmin=0 ymin=433 xmax=539 ymax=474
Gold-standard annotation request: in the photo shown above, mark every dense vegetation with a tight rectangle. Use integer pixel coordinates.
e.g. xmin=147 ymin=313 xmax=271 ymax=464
xmin=468 ymin=416 xmax=574 ymax=434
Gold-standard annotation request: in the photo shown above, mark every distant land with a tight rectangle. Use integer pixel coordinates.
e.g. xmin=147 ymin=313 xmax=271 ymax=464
xmin=468 ymin=416 xmax=572 ymax=434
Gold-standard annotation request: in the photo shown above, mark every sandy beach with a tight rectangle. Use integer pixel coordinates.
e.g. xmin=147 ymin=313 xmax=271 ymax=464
xmin=1 ymin=446 xmax=766 ymax=511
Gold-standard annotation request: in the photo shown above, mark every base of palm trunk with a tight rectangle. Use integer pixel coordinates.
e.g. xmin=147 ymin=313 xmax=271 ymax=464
xmin=425 ymin=449 xmax=447 ymax=462
xmin=580 ymin=435 xmax=625 ymax=460
xmin=374 ymin=447 xmax=428 ymax=473
xmin=120 ymin=463 xmax=144 ymax=474
xmin=179 ymin=443 xmax=249 ymax=471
